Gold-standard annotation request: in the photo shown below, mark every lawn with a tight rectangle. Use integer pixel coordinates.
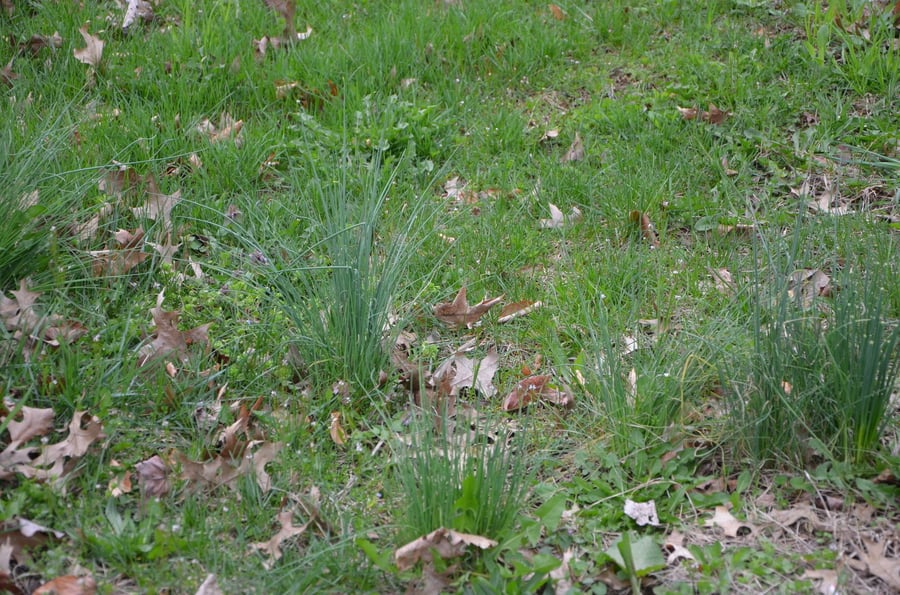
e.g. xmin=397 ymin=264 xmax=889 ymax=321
xmin=1 ymin=0 xmax=899 ymax=593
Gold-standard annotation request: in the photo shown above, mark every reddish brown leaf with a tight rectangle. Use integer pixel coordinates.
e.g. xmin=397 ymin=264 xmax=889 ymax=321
xmin=629 ymin=210 xmax=659 ymax=247
xmin=498 ymin=300 xmax=541 ymax=323
xmin=34 ymin=575 xmax=96 ymax=595
xmin=135 ymin=455 xmax=170 ymax=498
xmin=434 ymin=287 xmax=504 ymax=328
xmin=502 ymin=375 xmax=574 ymax=411
xmin=138 ymin=291 xmax=211 ymax=366
xmin=395 ymin=528 xmax=497 ymax=571
xmin=548 ymin=4 xmax=566 ymax=19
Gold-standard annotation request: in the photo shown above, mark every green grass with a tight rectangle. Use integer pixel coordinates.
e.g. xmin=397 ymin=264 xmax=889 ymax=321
xmin=1 ymin=0 xmax=899 ymax=592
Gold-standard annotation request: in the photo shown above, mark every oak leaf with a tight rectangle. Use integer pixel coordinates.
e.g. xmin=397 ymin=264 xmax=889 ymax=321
xmin=250 ymin=509 xmax=311 ymax=566
xmin=175 ymin=440 xmax=281 ymax=492
xmin=73 ymin=26 xmax=103 ymax=67
xmin=703 ymin=506 xmax=756 ymax=537
xmin=502 ymin=375 xmax=574 ymax=411
xmin=561 ymin=132 xmax=584 ymax=163
xmin=433 ymin=346 xmax=500 ymax=397
xmin=395 ymin=528 xmax=496 ymax=571
xmin=135 ymin=454 xmax=170 ymax=498
xmin=33 ymin=575 xmax=97 ymax=595
xmin=433 ymin=287 xmax=503 ymax=328
xmin=138 ymin=290 xmax=211 ymax=366
xmin=540 ymin=203 xmax=582 ymax=229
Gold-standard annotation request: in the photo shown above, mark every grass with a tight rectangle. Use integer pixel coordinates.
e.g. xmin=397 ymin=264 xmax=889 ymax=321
xmin=1 ymin=0 xmax=899 ymax=593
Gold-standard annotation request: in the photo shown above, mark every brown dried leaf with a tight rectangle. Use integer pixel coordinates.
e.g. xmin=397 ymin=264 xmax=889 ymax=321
xmin=540 ymin=203 xmax=582 ymax=229
xmin=395 ymin=528 xmax=497 ymax=571
xmin=502 ymin=375 xmax=574 ymax=411
xmin=0 ymin=518 xmax=64 ymax=565
xmin=176 ymin=440 xmax=281 ymax=492
xmin=678 ymin=104 xmax=730 ymax=124
xmin=433 ymin=346 xmax=500 ymax=397
xmin=787 ymin=269 xmax=832 ymax=309
xmin=18 ymin=32 xmax=63 ymax=56
xmin=138 ymin=291 xmax=211 ymax=366
xmin=4 ymin=406 xmax=55 ymax=446
xmin=73 ymin=26 xmax=104 ymax=68
xmin=135 ymin=454 xmax=170 ymax=498
xmin=122 ymin=0 xmax=154 ymax=31
xmin=855 ymin=537 xmax=900 ymax=590
xmin=250 ymin=509 xmax=311 ymax=564
xmin=34 ymin=575 xmax=96 ymax=595
xmin=629 ymin=210 xmax=659 ymax=247
xmin=548 ymin=4 xmax=566 ymax=20
xmin=434 ymin=287 xmax=504 ymax=328
xmin=1 ymin=58 xmax=17 ymax=87
xmin=1 ymin=279 xmax=42 ymax=334
xmin=131 ymin=189 xmax=182 ymax=232
xmin=498 ymin=300 xmax=541 ymax=323
xmin=703 ymin=506 xmax=755 ymax=538
xmin=2 ymin=412 xmax=105 ymax=483
xmin=561 ymin=132 xmax=584 ymax=163
xmin=329 ymin=411 xmax=347 ymax=446
xmin=194 ymin=574 xmax=223 ymax=595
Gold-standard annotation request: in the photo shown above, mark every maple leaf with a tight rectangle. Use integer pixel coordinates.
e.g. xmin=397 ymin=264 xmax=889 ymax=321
xmin=561 ymin=132 xmax=584 ymax=163
xmin=433 ymin=287 xmax=504 ymax=328
xmin=138 ymin=290 xmax=211 ymax=366
xmin=395 ymin=528 xmax=497 ymax=571
xmin=73 ymin=26 xmax=104 ymax=68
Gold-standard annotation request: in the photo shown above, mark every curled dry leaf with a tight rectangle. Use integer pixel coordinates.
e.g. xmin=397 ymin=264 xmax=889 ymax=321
xmin=138 ymin=290 xmax=211 ymax=366
xmin=540 ymin=203 xmax=582 ymax=229
xmin=624 ymin=498 xmax=660 ymax=527
xmin=629 ymin=210 xmax=659 ymax=247
xmin=250 ymin=509 xmax=311 ymax=566
xmin=502 ymin=375 xmax=574 ymax=411
xmin=135 ymin=454 xmax=170 ymax=498
xmin=703 ymin=506 xmax=756 ymax=538
xmin=561 ymin=132 xmax=585 ymax=163
xmin=1 ymin=58 xmax=16 ymax=87
xmin=195 ymin=574 xmax=223 ymax=595
xmin=122 ymin=0 xmax=154 ymax=31
xmin=395 ymin=528 xmax=497 ymax=571
xmin=176 ymin=440 xmax=282 ymax=492
xmin=1 ymin=411 xmax=104 ymax=483
xmin=498 ymin=300 xmax=541 ymax=323
xmin=433 ymin=346 xmax=500 ymax=397
xmin=329 ymin=411 xmax=347 ymax=446
xmin=73 ymin=26 xmax=104 ymax=68
xmin=787 ymin=269 xmax=832 ymax=309
xmin=677 ymin=104 xmax=730 ymax=125
xmin=33 ymin=575 xmax=97 ymax=595
xmin=90 ymin=228 xmax=150 ymax=276
xmin=663 ymin=530 xmax=696 ymax=566
xmin=548 ymin=4 xmax=566 ymax=20
xmin=434 ymin=287 xmax=504 ymax=328
xmin=0 ymin=518 xmax=65 ymax=565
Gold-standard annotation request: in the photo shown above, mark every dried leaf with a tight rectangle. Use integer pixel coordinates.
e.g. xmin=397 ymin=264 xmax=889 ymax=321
xmin=433 ymin=346 xmax=500 ymax=397
xmin=0 ymin=279 xmax=42 ymax=334
xmin=1 ymin=58 xmax=17 ymax=87
xmin=5 ymin=406 xmax=55 ymax=446
xmin=801 ymin=569 xmax=839 ymax=595
xmin=194 ymin=574 xmax=223 ymax=595
xmin=709 ymin=267 xmax=736 ymax=295
xmin=138 ymin=290 xmax=211 ymax=366
xmin=176 ymin=440 xmax=281 ymax=492
xmin=540 ymin=204 xmax=582 ymax=229
xmin=131 ymin=189 xmax=182 ymax=232
xmin=329 ymin=411 xmax=347 ymax=446
xmin=548 ymin=4 xmax=566 ymax=20
xmin=787 ymin=269 xmax=832 ymax=309
xmin=703 ymin=506 xmax=755 ymax=538
xmin=34 ymin=575 xmax=97 ymax=595
xmin=498 ymin=300 xmax=541 ymax=323
xmin=624 ymin=499 xmax=660 ymax=527
xmin=502 ymin=375 xmax=575 ymax=411
xmin=395 ymin=528 xmax=497 ymax=571
xmin=122 ymin=0 xmax=154 ymax=31
xmin=561 ymin=132 xmax=584 ymax=163
xmin=434 ymin=287 xmax=504 ymax=328
xmin=73 ymin=26 xmax=104 ymax=68
xmin=135 ymin=455 xmax=170 ymax=498
xmin=250 ymin=509 xmax=311 ymax=564
xmin=629 ymin=210 xmax=659 ymax=247
xmin=856 ymin=537 xmax=900 ymax=590
xmin=663 ymin=530 xmax=696 ymax=566
xmin=678 ymin=104 xmax=730 ymax=124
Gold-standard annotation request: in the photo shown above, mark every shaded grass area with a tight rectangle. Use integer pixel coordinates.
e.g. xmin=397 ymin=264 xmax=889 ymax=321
xmin=1 ymin=0 xmax=899 ymax=593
